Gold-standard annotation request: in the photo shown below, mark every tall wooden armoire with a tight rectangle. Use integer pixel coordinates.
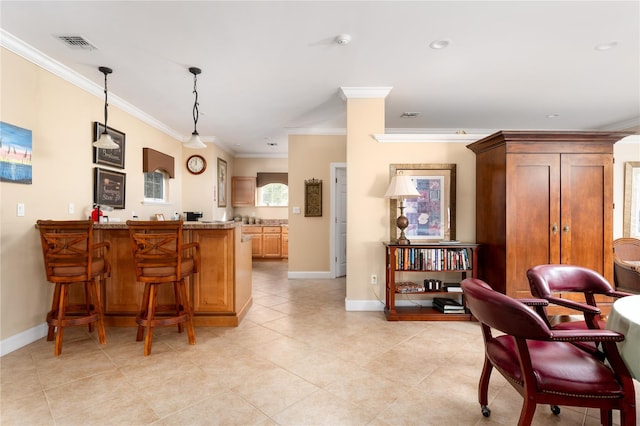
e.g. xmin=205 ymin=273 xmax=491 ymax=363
xmin=467 ymin=131 xmax=629 ymax=314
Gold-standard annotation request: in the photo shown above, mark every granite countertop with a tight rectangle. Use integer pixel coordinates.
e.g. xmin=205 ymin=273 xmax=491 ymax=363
xmin=94 ymin=220 xmax=240 ymax=230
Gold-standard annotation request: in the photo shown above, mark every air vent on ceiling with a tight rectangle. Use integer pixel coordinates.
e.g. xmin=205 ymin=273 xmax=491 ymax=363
xmin=401 ymin=112 xmax=420 ymax=118
xmin=55 ymin=35 xmax=98 ymax=50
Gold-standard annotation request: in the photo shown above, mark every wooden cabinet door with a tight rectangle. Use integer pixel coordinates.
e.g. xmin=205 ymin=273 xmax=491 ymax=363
xmin=560 ymin=153 xmax=613 ymax=281
xmin=189 ymin=229 xmax=234 ymax=313
xmin=232 ymin=177 xmax=256 ymax=206
xmin=262 ymin=233 xmax=281 ymax=257
xmin=506 ymin=153 xmax=561 ymax=298
xmin=281 ymin=228 xmax=288 ymax=258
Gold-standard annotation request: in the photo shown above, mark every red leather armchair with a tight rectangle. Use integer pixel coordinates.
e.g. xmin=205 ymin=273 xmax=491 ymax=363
xmin=527 ymin=264 xmax=631 ymax=331
xmin=462 ymin=278 xmax=636 ymax=426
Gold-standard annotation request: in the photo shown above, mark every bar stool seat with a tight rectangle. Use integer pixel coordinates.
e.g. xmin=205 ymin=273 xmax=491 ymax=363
xmin=126 ymin=220 xmax=199 ymax=355
xmin=36 ymin=220 xmax=110 ymax=356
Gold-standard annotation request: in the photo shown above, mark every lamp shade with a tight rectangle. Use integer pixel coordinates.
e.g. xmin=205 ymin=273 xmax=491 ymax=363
xmin=184 ymin=132 xmax=206 ymax=149
xmin=93 ymin=132 xmax=119 ymax=150
xmin=384 ymin=175 xmax=420 ymax=199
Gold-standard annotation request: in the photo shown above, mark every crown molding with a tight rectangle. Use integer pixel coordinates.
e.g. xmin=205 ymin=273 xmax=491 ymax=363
xmin=373 ymin=133 xmax=490 ymax=143
xmin=339 ymin=87 xmax=393 ymax=101
xmin=1 ymin=29 xmax=184 ymax=141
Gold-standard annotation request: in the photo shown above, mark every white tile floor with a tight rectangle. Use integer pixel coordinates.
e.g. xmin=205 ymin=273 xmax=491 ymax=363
xmin=1 ymin=260 xmax=638 ymax=425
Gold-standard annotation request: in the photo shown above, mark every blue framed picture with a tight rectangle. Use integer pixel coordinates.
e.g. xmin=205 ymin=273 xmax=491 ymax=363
xmin=0 ymin=121 xmax=32 ymax=184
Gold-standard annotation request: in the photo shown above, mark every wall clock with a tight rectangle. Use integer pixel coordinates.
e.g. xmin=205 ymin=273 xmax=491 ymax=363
xmin=186 ymin=154 xmax=206 ymax=175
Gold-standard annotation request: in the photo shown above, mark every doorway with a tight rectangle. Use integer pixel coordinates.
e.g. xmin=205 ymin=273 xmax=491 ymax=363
xmin=331 ymin=163 xmax=347 ymax=278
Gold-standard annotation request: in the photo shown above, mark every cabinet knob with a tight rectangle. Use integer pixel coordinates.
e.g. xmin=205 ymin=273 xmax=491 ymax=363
xmin=563 ymin=224 xmax=570 ymax=233
xmin=552 ymin=224 xmax=558 ymax=234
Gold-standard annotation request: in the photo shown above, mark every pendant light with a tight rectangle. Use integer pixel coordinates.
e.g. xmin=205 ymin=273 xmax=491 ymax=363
xmin=93 ymin=66 xmax=119 ymax=150
xmin=184 ymin=66 xmax=206 ymax=149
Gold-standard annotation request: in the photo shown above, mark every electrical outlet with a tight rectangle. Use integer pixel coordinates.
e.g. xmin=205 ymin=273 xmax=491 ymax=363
xmin=370 ymin=274 xmax=377 ymax=285
xmin=68 ymin=203 xmax=75 ymax=214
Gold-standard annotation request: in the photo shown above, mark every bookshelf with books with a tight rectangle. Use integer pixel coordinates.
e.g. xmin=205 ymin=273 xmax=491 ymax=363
xmin=384 ymin=242 xmax=478 ymax=321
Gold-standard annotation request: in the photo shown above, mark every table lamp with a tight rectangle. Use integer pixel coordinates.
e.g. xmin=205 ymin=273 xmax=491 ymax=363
xmin=385 ymin=174 xmax=420 ymax=245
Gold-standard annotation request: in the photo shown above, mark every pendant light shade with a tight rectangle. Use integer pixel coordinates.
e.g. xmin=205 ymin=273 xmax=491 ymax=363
xmin=185 ymin=67 xmax=206 ymax=149
xmin=93 ymin=66 xmax=119 ymax=150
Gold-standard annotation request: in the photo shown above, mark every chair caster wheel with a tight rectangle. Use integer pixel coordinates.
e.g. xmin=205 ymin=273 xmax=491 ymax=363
xmin=481 ymin=405 xmax=491 ymax=417
xmin=550 ymin=405 xmax=561 ymax=415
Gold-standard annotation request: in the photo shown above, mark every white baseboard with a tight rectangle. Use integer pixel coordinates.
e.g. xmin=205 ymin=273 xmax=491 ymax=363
xmin=344 ymin=299 xmax=385 ymax=311
xmin=287 ymin=271 xmax=333 ymax=279
xmin=1 ymin=323 xmax=47 ymax=357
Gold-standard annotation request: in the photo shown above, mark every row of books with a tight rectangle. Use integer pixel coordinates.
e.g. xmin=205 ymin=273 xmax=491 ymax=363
xmin=432 ymin=297 xmax=465 ymax=314
xmin=394 ymin=247 xmax=472 ymax=271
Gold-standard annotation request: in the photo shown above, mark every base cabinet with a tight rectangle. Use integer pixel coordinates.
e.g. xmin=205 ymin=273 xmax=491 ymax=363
xmin=242 ymin=225 xmax=287 ymax=259
xmin=95 ymin=224 xmax=252 ymax=327
xmin=384 ymin=242 xmax=478 ymax=321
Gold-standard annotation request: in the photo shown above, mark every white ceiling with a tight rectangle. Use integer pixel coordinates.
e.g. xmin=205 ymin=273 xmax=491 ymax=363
xmin=1 ymin=1 xmax=638 ymax=157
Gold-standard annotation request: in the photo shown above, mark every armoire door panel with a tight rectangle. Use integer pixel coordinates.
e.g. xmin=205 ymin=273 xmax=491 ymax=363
xmin=506 ymin=154 xmax=561 ymax=297
xmin=560 ymin=154 xmax=613 ymax=279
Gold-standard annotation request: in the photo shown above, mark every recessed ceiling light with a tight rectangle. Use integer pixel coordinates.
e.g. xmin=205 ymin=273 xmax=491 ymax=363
xmin=267 ymin=142 xmax=278 ymax=147
xmin=335 ymin=34 xmax=352 ymax=45
xmin=429 ymin=39 xmax=451 ymax=50
xmin=401 ymin=112 xmax=420 ymax=118
xmin=546 ymin=113 xmax=560 ymax=118
xmin=594 ymin=41 xmax=619 ymax=51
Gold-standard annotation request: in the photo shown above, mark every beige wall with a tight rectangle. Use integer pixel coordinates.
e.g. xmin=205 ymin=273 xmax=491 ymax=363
xmin=288 ymin=135 xmax=346 ymax=272
xmin=0 ymin=49 xmax=234 ymax=343
xmin=232 ymin=157 xmax=288 ymax=221
xmin=2 ymin=47 xmax=638 ymax=350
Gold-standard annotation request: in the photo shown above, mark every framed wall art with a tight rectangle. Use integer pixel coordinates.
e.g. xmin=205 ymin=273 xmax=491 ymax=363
xmin=389 ymin=163 xmax=456 ymax=241
xmin=305 ymin=178 xmax=322 ymax=217
xmin=623 ymin=161 xmax=640 ymax=238
xmin=93 ymin=122 xmax=125 ymax=169
xmin=94 ymin=167 xmax=126 ymax=209
xmin=0 ymin=121 xmax=32 ymax=184
xmin=217 ymin=157 xmax=227 ymax=207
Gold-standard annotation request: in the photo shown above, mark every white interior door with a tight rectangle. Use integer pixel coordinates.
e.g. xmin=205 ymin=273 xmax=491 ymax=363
xmin=335 ymin=166 xmax=347 ymax=277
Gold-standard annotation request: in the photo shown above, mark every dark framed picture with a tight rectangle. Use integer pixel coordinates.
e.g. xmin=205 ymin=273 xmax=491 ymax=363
xmin=94 ymin=167 xmax=126 ymax=209
xmin=217 ymin=158 xmax=227 ymax=207
xmin=93 ymin=122 xmax=125 ymax=169
xmin=304 ymin=178 xmax=322 ymax=217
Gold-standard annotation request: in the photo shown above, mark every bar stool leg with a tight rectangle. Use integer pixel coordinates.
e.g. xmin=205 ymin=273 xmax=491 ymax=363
xmin=47 ymin=283 xmax=61 ymax=341
xmin=143 ymin=285 xmax=158 ymax=356
xmin=84 ymin=281 xmax=95 ymax=333
xmin=136 ymin=283 xmax=150 ymax=342
xmin=90 ymin=278 xmax=106 ymax=345
xmin=179 ymin=279 xmax=196 ymax=345
xmin=173 ymin=282 xmax=184 ymax=334
xmin=54 ymin=285 xmax=69 ymax=356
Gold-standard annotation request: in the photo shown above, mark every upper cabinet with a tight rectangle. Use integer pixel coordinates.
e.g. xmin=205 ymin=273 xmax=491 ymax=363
xmin=232 ymin=176 xmax=256 ymax=207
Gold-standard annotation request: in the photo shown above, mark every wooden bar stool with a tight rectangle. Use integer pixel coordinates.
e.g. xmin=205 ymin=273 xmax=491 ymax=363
xmin=126 ymin=220 xmax=199 ymax=355
xmin=36 ymin=220 xmax=111 ymax=356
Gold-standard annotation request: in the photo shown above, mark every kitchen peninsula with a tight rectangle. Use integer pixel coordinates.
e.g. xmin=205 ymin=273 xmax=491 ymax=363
xmin=94 ymin=221 xmax=252 ymax=327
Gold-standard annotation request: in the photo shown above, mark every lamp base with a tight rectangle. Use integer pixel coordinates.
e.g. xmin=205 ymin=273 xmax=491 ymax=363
xmin=396 ymin=211 xmax=410 ymax=245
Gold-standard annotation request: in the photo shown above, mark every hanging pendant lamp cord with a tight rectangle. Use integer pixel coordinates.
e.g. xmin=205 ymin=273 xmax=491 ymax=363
xmin=103 ymin=72 xmax=109 ymax=130
xmin=192 ymin=74 xmax=199 ymax=133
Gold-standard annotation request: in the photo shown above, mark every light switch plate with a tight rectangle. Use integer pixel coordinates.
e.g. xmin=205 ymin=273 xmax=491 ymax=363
xmin=17 ymin=203 xmax=25 ymax=217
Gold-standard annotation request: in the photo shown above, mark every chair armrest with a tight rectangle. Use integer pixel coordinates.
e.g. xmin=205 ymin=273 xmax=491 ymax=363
xmin=544 ymin=295 xmax=601 ymax=315
xmin=518 ymin=298 xmax=549 ymax=307
xmin=549 ymin=329 xmax=625 ymax=343
xmin=91 ymin=241 xmax=111 ymax=276
xmin=609 ymin=290 xmax=634 ymax=298
xmin=182 ymin=242 xmax=201 ymax=273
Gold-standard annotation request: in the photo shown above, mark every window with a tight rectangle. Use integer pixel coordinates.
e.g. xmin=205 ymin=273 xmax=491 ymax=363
xmin=257 ymin=183 xmax=288 ymax=206
xmin=144 ymin=170 xmax=168 ymax=202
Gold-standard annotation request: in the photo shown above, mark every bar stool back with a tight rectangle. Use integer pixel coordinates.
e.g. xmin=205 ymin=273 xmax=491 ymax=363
xmin=36 ymin=220 xmax=110 ymax=356
xmin=126 ymin=220 xmax=199 ymax=355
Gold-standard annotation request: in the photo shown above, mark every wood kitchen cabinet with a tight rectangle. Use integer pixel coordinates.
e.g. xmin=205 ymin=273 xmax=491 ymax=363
xmin=231 ymin=176 xmax=256 ymax=206
xmin=262 ymin=226 xmax=282 ymax=258
xmin=241 ymin=225 xmax=287 ymax=258
xmin=467 ymin=131 xmax=628 ymax=314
